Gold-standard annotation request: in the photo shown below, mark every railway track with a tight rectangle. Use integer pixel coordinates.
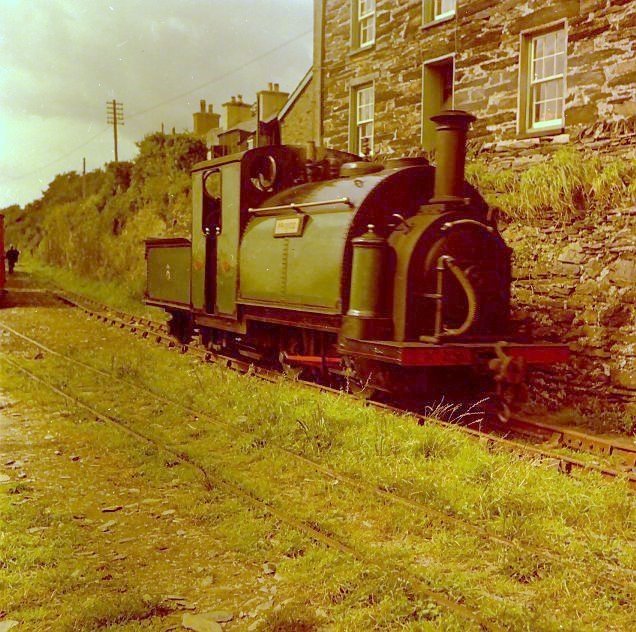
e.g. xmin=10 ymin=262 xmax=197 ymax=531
xmin=52 ymin=289 xmax=636 ymax=489
xmin=2 ymin=288 xmax=635 ymax=626
xmin=4 ymin=316 xmax=635 ymax=588
xmin=0 ymin=342 xmax=505 ymax=631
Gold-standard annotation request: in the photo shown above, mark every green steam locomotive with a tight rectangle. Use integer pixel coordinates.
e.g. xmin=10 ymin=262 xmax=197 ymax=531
xmin=144 ymin=111 xmax=567 ymax=407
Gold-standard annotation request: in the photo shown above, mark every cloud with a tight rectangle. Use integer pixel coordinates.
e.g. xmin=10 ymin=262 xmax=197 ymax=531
xmin=0 ymin=0 xmax=313 ymax=207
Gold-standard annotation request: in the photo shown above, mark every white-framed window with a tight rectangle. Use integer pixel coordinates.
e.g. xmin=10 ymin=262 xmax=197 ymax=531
xmin=423 ymin=0 xmax=456 ymax=24
xmin=434 ymin=0 xmax=456 ymax=20
xmin=352 ymin=84 xmax=374 ymax=155
xmin=528 ymin=28 xmax=566 ymax=129
xmin=352 ymin=0 xmax=375 ymax=49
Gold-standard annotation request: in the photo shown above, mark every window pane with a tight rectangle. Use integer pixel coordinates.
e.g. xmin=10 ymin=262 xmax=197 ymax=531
xmin=355 ymin=85 xmax=374 ymax=154
xmin=359 ymin=0 xmax=374 ymax=16
xmin=435 ymin=0 xmax=456 ymax=17
xmin=360 ymin=16 xmax=374 ymax=46
xmin=528 ymin=27 xmax=566 ymax=129
xmin=545 ymin=32 xmax=555 ymax=56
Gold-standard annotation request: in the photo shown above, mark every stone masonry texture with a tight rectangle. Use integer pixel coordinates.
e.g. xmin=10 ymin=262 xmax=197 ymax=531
xmin=280 ymin=77 xmax=316 ymax=146
xmin=319 ymin=0 xmax=635 ymax=161
xmin=504 ymin=208 xmax=636 ymax=429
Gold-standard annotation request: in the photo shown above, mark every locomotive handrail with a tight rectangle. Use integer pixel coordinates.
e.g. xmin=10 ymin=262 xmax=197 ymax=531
xmin=248 ymin=197 xmax=353 ymax=215
xmin=441 ymin=219 xmax=495 ymax=234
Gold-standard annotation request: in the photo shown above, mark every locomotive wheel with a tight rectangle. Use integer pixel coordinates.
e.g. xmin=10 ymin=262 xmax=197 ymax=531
xmin=279 ymin=337 xmax=308 ymax=380
xmin=167 ymin=311 xmax=193 ymax=345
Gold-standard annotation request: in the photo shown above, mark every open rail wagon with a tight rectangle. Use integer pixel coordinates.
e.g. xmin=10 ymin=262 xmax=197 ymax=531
xmin=144 ymin=111 xmax=568 ymax=412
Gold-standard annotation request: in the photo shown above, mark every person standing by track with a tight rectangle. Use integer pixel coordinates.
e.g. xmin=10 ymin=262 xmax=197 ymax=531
xmin=6 ymin=245 xmax=20 ymax=274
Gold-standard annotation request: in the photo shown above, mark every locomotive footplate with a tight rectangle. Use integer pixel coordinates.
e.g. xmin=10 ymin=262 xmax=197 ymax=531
xmin=338 ymin=338 xmax=569 ymax=367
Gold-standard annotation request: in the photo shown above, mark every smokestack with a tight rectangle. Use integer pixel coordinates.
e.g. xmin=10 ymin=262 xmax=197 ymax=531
xmin=208 ymin=104 xmax=214 ymax=114
xmin=200 ymin=99 xmax=206 ymax=113
xmin=430 ymin=110 xmax=476 ymax=205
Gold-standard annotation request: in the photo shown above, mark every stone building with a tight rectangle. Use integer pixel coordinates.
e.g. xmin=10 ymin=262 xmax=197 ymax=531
xmin=191 ymin=85 xmax=291 ymax=157
xmin=313 ymin=0 xmax=636 ymax=164
xmin=279 ymin=69 xmax=316 ymax=145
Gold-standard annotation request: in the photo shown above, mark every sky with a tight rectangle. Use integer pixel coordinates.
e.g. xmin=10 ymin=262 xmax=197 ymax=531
xmin=0 ymin=0 xmax=314 ymax=208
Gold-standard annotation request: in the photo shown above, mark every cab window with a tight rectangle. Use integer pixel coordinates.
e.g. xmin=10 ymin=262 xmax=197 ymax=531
xmin=202 ymin=170 xmax=221 ymax=235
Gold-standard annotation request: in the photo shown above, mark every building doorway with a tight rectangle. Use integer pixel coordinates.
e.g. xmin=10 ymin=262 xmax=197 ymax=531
xmin=422 ymin=55 xmax=454 ymax=152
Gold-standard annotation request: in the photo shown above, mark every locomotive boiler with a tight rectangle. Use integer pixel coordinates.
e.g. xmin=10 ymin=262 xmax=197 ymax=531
xmin=144 ymin=111 xmax=567 ymax=411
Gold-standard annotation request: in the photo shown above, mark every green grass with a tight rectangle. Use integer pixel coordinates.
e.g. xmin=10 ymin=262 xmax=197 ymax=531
xmin=17 ymin=256 xmax=165 ymax=321
xmin=3 ymin=303 xmax=634 ymax=630
xmin=466 ymin=147 xmax=636 ymax=223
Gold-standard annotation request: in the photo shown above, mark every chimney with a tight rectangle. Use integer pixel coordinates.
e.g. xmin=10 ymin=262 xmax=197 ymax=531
xmin=223 ymin=94 xmax=252 ymax=129
xmin=430 ymin=110 xmax=476 ymax=205
xmin=193 ymin=99 xmax=221 ymax=136
xmin=257 ymin=83 xmax=290 ymax=121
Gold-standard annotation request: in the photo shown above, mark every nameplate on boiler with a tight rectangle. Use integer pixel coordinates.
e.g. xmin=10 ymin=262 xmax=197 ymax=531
xmin=273 ymin=215 xmax=306 ymax=237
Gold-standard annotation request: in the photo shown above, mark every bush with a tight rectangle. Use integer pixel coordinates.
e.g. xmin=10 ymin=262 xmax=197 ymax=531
xmin=3 ymin=131 xmax=206 ymax=297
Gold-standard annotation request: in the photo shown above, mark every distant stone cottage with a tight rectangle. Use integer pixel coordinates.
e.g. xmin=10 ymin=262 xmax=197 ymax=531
xmin=312 ymin=0 xmax=636 ymax=164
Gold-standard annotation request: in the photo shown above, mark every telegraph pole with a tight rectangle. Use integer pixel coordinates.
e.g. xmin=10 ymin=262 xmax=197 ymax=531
xmin=106 ymin=99 xmax=124 ymax=163
xmin=82 ymin=157 xmax=86 ymax=199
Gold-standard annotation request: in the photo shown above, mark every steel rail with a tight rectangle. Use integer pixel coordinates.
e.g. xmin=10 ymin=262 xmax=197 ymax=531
xmin=54 ymin=290 xmax=636 ymax=489
xmin=1 ymin=351 xmax=499 ymax=631
xmin=2 ymin=318 xmax=633 ymax=589
xmin=505 ymin=414 xmax=636 ymax=471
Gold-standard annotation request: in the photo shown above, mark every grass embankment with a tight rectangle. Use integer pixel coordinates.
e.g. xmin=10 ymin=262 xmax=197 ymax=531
xmin=1 ymin=287 xmax=634 ymax=630
xmin=466 ymin=148 xmax=636 ymax=223
xmin=17 ymin=257 xmax=165 ymax=321
xmin=2 ymin=131 xmax=205 ymax=299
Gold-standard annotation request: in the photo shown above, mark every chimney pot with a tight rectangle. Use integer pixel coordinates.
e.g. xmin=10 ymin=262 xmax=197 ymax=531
xmin=200 ymin=99 xmax=206 ymax=112
xmin=268 ymin=82 xmax=273 ymax=91
xmin=208 ymin=104 xmax=214 ymax=114
xmin=274 ymin=83 xmax=279 ymax=92
xmin=231 ymin=96 xmax=236 ymax=103
xmin=237 ymin=94 xmax=243 ymax=103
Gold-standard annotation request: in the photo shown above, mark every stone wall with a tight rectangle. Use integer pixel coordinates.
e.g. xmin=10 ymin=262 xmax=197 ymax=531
xmin=319 ymin=0 xmax=636 ymax=159
xmin=280 ymin=77 xmax=316 ymax=146
xmin=471 ymin=117 xmax=636 ymax=170
xmin=504 ymin=207 xmax=636 ymax=430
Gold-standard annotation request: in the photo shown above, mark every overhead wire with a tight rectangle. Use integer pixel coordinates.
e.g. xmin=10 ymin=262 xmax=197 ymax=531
xmin=2 ymin=28 xmax=312 ymax=185
xmin=2 ymin=127 xmax=110 ymax=183
xmin=126 ymin=28 xmax=312 ymax=121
